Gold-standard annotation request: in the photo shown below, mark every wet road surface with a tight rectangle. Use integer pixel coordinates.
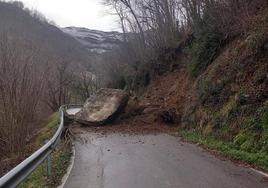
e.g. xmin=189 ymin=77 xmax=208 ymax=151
xmin=64 ymin=134 xmax=268 ymax=188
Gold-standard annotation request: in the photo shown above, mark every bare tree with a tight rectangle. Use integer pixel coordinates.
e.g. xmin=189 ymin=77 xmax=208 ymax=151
xmin=72 ymin=71 xmax=98 ymax=101
xmin=0 ymin=34 xmax=46 ymax=157
xmin=99 ymin=0 xmax=268 ymax=95
xmin=45 ymin=56 xmax=73 ymax=111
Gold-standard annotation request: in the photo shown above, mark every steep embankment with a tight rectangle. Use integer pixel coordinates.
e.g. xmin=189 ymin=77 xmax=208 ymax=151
xmin=114 ymin=10 xmax=268 ymax=170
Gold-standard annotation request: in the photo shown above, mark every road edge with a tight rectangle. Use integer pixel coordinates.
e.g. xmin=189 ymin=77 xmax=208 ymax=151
xmin=250 ymin=168 xmax=268 ymax=178
xmin=57 ymin=143 xmax=76 ymax=188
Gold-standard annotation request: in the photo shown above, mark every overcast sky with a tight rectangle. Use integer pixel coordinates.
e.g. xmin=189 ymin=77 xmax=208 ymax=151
xmin=9 ymin=0 xmax=120 ymax=31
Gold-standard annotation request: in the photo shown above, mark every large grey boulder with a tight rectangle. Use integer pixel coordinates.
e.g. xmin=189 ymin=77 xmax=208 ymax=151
xmin=75 ymin=88 xmax=129 ymax=125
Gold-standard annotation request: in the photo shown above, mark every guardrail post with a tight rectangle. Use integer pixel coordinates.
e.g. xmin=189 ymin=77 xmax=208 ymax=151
xmin=46 ymin=154 xmax=51 ymax=177
xmin=45 ymin=139 xmax=52 ymax=177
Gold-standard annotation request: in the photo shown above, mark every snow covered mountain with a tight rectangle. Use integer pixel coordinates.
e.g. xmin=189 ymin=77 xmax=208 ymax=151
xmin=62 ymin=27 xmax=123 ymax=54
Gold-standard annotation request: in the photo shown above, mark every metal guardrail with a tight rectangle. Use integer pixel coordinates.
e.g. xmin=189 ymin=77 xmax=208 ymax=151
xmin=0 ymin=104 xmax=82 ymax=188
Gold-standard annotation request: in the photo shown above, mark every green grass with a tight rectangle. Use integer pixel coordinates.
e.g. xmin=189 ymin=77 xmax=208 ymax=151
xmin=34 ymin=113 xmax=59 ymax=148
xmin=19 ymin=113 xmax=72 ymax=188
xmin=179 ymin=129 xmax=268 ymax=171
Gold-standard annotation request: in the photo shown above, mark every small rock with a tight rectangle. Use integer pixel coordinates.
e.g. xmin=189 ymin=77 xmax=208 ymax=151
xmin=159 ymin=108 xmax=178 ymax=124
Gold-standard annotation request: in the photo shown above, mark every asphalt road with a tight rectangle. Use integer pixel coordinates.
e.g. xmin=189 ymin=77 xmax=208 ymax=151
xmin=64 ymin=134 xmax=268 ymax=188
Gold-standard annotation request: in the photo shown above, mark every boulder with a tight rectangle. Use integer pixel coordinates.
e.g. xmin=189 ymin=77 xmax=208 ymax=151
xmin=65 ymin=107 xmax=82 ymax=123
xmin=75 ymin=88 xmax=129 ymax=125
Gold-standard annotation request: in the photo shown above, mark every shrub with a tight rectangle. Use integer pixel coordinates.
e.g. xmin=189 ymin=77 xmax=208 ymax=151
xmin=187 ymin=14 xmax=223 ymax=77
xmin=234 ymin=105 xmax=268 ymax=152
xmin=197 ymin=79 xmax=228 ymax=107
xmin=234 ymin=130 xmax=257 ymax=152
xmin=260 ymin=105 xmax=268 ymax=152
xmin=245 ymin=31 xmax=267 ymax=55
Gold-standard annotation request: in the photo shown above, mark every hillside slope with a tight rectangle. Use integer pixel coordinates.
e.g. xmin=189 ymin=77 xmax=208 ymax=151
xmin=115 ymin=9 xmax=268 ymax=171
xmin=0 ymin=1 xmax=93 ymax=176
xmin=0 ymin=2 xmax=91 ymax=66
xmin=62 ymin=27 xmax=123 ymax=54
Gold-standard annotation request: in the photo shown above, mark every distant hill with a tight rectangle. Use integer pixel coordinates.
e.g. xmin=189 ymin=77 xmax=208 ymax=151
xmin=62 ymin=27 xmax=123 ymax=54
xmin=0 ymin=1 xmax=91 ymax=67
